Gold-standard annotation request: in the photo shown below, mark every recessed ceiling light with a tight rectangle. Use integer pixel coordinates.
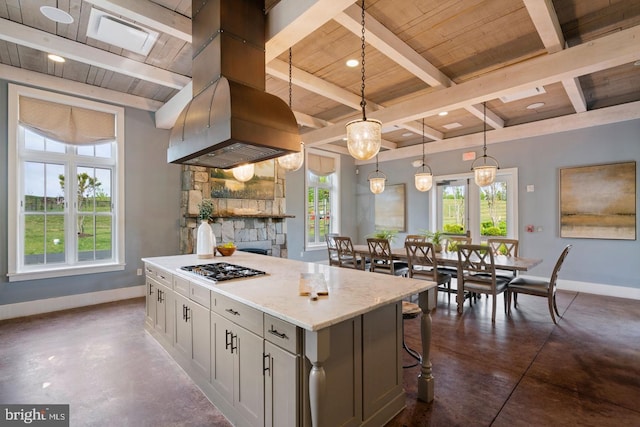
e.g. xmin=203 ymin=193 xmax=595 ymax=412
xmin=48 ymin=54 xmax=66 ymax=63
xmin=442 ymin=122 xmax=462 ymax=130
xmin=40 ymin=6 xmax=74 ymax=24
xmin=438 ymin=111 xmax=448 ymax=116
xmin=634 ymin=60 xmax=640 ymax=66
xmin=402 ymin=132 xmax=413 ymax=137
xmin=526 ymin=102 xmax=545 ymax=110
xmin=346 ymin=59 xmax=359 ymax=68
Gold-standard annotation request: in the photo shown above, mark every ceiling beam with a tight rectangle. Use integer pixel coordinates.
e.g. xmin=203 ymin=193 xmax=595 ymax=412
xmin=83 ymin=0 xmax=191 ymax=43
xmin=335 ymin=4 xmax=505 ymax=129
xmin=265 ymin=0 xmax=355 ymax=63
xmin=523 ymin=0 xmax=587 ymax=113
xmin=370 ymin=100 xmax=640 ymax=164
xmin=0 ymin=63 xmax=163 ymax=111
xmin=302 ymin=25 xmax=640 ymax=146
xmin=266 ymin=58 xmax=442 ymax=142
xmin=0 ymin=17 xmax=190 ymax=89
xmin=155 ymin=82 xmax=192 ymax=128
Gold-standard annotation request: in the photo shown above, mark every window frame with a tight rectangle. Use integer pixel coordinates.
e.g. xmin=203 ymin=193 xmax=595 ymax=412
xmin=430 ymin=168 xmax=518 ymax=243
xmin=7 ymin=84 xmax=125 ymax=281
xmin=304 ymin=148 xmax=340 ymax=251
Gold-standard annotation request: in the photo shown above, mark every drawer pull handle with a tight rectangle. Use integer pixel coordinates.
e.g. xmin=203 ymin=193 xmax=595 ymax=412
xmin=225 ymin=308 xmax=240 ymax=316
xmin=263 ymin=353 xmax=271 ymax=375
xmin=225 ymin=330 xmax=237 ymax=353
xmin=148 ymin=283 xmax=154 ymax=295
xmin=268 ymin=328 xmax=288 ymax=340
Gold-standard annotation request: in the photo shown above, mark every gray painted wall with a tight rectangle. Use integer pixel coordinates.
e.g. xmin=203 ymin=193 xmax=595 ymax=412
xmin=0 ymin=80 xmax=182 ymax=305
xmin=354 ymin=119 xmax=640 ymax=289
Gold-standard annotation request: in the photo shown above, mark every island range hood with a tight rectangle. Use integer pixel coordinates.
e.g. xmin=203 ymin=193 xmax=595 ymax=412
xmin=168 ymin=0 xmax=300 ymax=169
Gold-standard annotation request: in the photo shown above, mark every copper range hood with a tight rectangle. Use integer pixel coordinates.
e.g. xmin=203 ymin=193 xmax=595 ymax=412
xmin=168 ymin=0 xmax=300 ymax=169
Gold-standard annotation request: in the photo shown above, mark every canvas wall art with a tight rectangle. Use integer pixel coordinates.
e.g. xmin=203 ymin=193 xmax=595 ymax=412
xmin=559 ymin=161 xmax=636 ymax=240
xmin=210 ymin=159 xmax=276 ymax=199
xmin=375 ymin=184 xmax=406 ymax=232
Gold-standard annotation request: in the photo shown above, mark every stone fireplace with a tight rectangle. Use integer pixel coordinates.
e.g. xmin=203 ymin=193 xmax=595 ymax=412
xmin=179 ymin=165 xmax=291 ymax=257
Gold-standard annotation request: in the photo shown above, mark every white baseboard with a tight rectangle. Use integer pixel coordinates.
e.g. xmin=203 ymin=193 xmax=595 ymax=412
xmin=0 ymin=285 xmax=145 ymax=321
xmin=518 ymin=275 xmax=640 ymax=301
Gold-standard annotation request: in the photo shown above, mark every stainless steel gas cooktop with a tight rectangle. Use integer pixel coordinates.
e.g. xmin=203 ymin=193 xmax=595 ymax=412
xmin=180 ymin=262 xmax=266 ymax=283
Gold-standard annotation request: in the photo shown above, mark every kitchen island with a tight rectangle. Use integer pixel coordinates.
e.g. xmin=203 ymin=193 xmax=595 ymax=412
xmin=142 ymin=252 xmax=436 ymax=427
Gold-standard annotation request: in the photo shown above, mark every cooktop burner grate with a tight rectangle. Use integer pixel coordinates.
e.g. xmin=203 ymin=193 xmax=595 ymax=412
xmin=180 ymin=262 xmax=266 ymax=283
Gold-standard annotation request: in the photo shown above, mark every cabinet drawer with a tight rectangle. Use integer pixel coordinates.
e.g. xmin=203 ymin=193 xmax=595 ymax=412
xmin=264 ymin=314 xmax=300 ymax=354
xmin=144 ymin=264 xmax=172 ymax=288
xmin=212 ymin=293 xmax=263 ymax=336
xmin=173 ymin=276 xmax=190 ymax=297
xmin=190 ymin=283 xmax=211 ymax=309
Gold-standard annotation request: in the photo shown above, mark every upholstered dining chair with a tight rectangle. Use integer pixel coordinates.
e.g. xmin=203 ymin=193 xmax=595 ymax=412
xmin=405 ymin=241 xmax=453 ymax=303
xmin=366 ymin=238 xmax=409 ymax=277
xmin=507 ymin=244 xmax=572 ymax=324
xmin=456 ymin=244 xmax=510 ymax=323
xmin=334 ymin=236 xmax=368 ymax=270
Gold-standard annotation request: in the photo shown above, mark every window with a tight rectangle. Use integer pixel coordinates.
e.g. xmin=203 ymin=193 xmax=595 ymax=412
xmin=8 ymin=85 xmax=125 ymax=281
xmin=305 ymin=149 xmax=340 ymax=249
xmin=432 ymin=168 xmax=518 ymax=243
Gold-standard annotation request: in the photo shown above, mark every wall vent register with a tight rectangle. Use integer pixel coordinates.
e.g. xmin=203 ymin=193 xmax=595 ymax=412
xmin=180 ymin=263 xmax=266 ymax=283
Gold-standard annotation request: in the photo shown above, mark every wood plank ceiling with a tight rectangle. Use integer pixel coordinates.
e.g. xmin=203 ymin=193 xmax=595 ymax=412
xmin=0 ymin=0 xmax=639 ymax=163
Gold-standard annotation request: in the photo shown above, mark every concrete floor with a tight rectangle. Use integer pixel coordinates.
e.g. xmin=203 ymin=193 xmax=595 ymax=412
xmin=1 ymin=290 xmax=638 ymax=426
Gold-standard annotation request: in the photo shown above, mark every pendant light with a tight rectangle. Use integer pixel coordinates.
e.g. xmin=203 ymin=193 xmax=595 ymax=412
xmin=232 ymin=163 xmax=254 ymax=182
xmin=345 ymin=0 xmax=382 ymax=161
xmin=414 ymin=118 xmax=433 ymax=192
xmin=471 ymin=102 xmax=500 ymax=186
xmin=278 ymin=48 xmax=304 ymax=172
xmin=368 ymin=155 xmax=386 ymax=194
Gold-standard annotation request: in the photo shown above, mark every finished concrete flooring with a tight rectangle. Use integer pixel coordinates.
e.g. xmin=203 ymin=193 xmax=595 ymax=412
xmin=1 ymin=289 xmax=638 ymax=426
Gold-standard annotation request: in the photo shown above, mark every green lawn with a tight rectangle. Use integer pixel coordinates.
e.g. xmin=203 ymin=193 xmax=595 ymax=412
xmin=24 ymin=214 xmax=112 ymax=256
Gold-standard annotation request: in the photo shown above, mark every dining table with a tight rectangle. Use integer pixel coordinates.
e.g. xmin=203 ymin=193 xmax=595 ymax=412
xmin=352 ymin=243 xmax=543 ymax=312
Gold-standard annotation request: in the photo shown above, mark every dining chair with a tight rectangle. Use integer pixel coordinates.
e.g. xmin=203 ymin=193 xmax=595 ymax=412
xmin=326 ymin=234 xmax=340 ymax=267
xmin=507 ymin=244 xmax=572 ymax=324
xmin=366 ymin=238 xmax=409 ymax=276
xmin=405 ymin=241 xmax=453 ymax=303
xmin=456 ymin=244 xmax=510 ymax=323
xmin=334 ymin=236 xmax=368 ymax=270
xmin=437 ymin=235 xmax=472 ymax=279
xmin=487 ymin=237 xmax=520 ymax=300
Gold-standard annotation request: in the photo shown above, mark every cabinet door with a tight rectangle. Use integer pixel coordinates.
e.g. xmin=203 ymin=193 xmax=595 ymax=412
xmin=145 ymin=278 xmax=156 ymax=327
xmin=236 ymin=326 xmax=265 ymax=427
xmin=264 ymin=341 xmax=299 ymax=427
xmin=174 ymin=293 xmax=192 ymax=360
xmin=211 ymin=312 xmax=235 ymax=404
xmin=191 ymin=301 xmax=211 ymax=379
xmin=154 ymin=284 xmax=168 ymax=335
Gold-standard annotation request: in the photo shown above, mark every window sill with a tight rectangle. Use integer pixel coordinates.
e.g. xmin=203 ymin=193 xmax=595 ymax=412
xmin=7 ymin=263 xmax=126 ymax=282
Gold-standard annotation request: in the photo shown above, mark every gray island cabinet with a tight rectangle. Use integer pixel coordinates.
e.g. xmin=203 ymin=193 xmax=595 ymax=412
xmin=143 ymin=253 xmax=436 ymax=427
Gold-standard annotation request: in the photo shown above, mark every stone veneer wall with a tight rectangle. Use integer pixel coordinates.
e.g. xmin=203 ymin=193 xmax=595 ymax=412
xmin=179 ymin=165 xmax=289 ymax=257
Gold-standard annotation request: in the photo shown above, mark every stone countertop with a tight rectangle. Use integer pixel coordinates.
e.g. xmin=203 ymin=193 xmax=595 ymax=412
xmin=142 ymin=252 xmax=436 ymax=332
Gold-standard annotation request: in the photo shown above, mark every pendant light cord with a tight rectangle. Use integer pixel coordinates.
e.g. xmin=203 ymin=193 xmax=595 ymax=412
xmin=421 ymin=118 xmax=426 ymax=171
xmin=289 ymin=48 xmax=293 ymax=108
xmin=483 ymin=101 xmax=487 ymax=159
xmin=360 ymin=0 xmax=367 ymax=120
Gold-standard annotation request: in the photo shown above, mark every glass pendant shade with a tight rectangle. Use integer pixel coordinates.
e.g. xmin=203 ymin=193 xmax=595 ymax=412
xmin=415 ymin=172 xmax=433 ymax=192
xmin=369 ymin=176 xmax=386 ymax=194
xmin=471 ymin=102 xmax=499 ymax=186
xmin=278 ymin=143 xmax=304 ymax=172
xmin=232 ymin=164 xmax=254 ymax=182
xmin=346 ymin=119 xmax=382 ymax=160
xmin=473 ymin=165 xmax=497 ymax=187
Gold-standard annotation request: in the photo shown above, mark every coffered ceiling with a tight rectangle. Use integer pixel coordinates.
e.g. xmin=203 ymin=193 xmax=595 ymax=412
xmin=1 ymin=0 xmax=639 ymax=163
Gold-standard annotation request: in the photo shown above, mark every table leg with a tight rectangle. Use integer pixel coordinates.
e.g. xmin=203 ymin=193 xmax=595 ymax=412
xmin=417 ymin=287 xmax=436 ymax=402
xmin=305 ymin=329 xmax=330 ymax=426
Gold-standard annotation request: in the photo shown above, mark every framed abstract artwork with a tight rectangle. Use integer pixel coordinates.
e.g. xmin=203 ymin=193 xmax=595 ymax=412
xmin=375 ymin=184 xmax=406 ymax=232
xmin=210 ymin=159 xmax=276 ymax=199
xmin=559 ymin=161 xmax=636 ymax=240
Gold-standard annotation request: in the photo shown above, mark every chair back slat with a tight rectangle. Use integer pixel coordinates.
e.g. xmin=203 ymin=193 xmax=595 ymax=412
xmin=487 ymin=238 xmax=519 ymax=257
xmin=405 ymin=234 xmax=426 ymax=244
xmin=550 ymin=245 xmax=572 ymax=290
xmin=443 ymin=235 xmax=471 ymax=252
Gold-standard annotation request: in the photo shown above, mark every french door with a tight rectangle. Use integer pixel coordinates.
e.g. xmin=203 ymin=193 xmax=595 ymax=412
xmin=430 ymin=168 xmax=518 ymax=243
